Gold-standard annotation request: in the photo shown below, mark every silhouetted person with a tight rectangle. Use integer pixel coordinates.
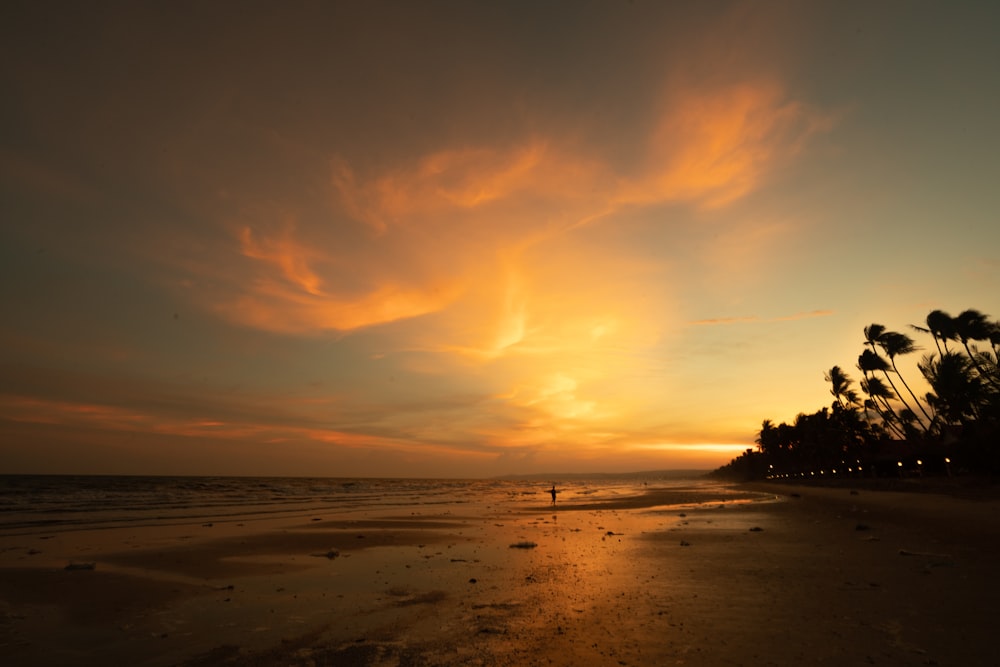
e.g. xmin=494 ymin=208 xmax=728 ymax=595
xmin=549 ymin=485 xmax=557 ymax=504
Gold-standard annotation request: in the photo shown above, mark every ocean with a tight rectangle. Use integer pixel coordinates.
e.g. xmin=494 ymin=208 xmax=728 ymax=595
xmin=0 ymin=472 xmax=712 ymax=536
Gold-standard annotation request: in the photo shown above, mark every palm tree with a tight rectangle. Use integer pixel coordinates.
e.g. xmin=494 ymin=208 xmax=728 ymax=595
xmin=987 ymin=320 xmax=1000 ymax=358
xmin=862 ymin=399 xmax=891 ymax=438
xmin=877 ymin=330 xmax=933 ymax=427
xmin=953 ymin=309 xmax=1000 ymax=390
xmin=857 ymin=349 xmax=908 ymax=432
xmin=919 ymin=351 xmax=981 ymax=426
xmin=954 ymin=309 xmax=991 ymax=347
xmin=979 ymin=319 xmax=1000 ymax=389
xmin=756 ymin=419 xmax=777 ymax=454
xmin=863 ymin=323 xmax=886 ymax=354
xmin=860 ymin=325 xmax=930 ymax=434
xmin=918 ymin=310 xmax=957 ymax=355
xmin=825 ymin=365 xmax=860 ymax=409
xmin=859 ymin=373 xmax=906 ymax=439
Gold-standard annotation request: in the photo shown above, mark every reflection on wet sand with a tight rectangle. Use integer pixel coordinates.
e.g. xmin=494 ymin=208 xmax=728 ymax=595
xmin=3 ymin=481 xmax=999 ymax=665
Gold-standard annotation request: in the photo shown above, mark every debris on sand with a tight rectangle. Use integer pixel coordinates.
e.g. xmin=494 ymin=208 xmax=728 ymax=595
xmin=679 ymin=540 xmax=691 ymax=547
xmin=749 ymin=526 xmax=764 ymax=532
xmin=65 ymin=562 xmax=96 ymax=571
xmin=311 ymin=549 xmax=340 ymax=559
xmin=899 ymin=549 xmax=954 ymax=565
xmin=509 ymin=541 xmax=538 ymax=549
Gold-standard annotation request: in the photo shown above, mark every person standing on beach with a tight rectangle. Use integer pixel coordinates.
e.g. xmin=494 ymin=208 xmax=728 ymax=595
xmin=549 ymin=484 xmax=557 ymax=504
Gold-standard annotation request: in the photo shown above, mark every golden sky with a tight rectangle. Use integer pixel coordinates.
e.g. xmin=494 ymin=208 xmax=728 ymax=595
xmin=2 ymin=2 xmax=999 ymax=476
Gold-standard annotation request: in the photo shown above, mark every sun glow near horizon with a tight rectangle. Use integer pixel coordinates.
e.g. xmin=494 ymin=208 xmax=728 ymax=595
xmin=2 ymin=2 xmax=999 ymax=477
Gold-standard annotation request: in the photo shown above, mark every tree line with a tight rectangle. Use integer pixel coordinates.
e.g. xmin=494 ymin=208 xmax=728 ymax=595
xmin=713 ymin=309 xmax=1000 ymax=481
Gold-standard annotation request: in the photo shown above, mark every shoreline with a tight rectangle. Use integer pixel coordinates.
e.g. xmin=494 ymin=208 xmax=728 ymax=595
xmin=741 ymin=473 xmax=1000 ymax=500
xmin=3 ymin=481 xmax=999 ymax=665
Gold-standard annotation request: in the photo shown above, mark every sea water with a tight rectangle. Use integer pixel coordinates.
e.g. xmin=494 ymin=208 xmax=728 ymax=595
xmin=0 ymin=472 xmax=710 ymax=535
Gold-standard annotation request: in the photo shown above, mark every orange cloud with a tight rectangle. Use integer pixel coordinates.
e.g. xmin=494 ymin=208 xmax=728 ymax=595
xmin=145 ymin=76 xmax=835 ymax=461
xmin=0 ymin=393 xmax=493 ymax=461
xmin=622 ymin=81 xmax=833 ymax=208
xmin=331 ymin=141 xmax=608 ymax=236
xmin=1 ymin=395 xmax=153 ymax=429
xmin=239 ymin=221 xmax=325 ymax=296
xmin=173 ymin=78 xmax=831 ymax=350
xmin=212 ymin=275 xmax=462 ymax=335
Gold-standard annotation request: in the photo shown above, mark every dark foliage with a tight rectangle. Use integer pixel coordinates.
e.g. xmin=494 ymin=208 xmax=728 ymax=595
xmin=712 ymin=308 xmax=1000 ymax=481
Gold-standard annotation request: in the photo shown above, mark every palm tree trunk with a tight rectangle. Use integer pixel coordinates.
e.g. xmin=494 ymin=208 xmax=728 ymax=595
xmin=875 ymin=400 xmax=907 ymax=439
xmin=890 ymin=359 xmax=934 ymax=429
xmin=878 ymin=368 xmax=929 ymax=434
xmin=963 ymin=341 xmax=1000 ymax=390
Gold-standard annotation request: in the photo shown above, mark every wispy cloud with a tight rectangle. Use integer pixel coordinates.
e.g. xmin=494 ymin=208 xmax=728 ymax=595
xmin=0 ymin=390 xmax=497 ymax=463
xmin=112 ymin=55 xmax=835 ymax=350
xmin=689 ymin=310 xmax=834 ymax=326
xmin=688 ymin=316 xmax=761 ymax=326
xmin=0 ymin=2 xmax=842 ymax=474
xmin=773 ymin=309 xmax=834 ymax=322
xmin=129 ymin=75 xmax=836 ymax=460
xmin=621 ymin=81 xmax=832 ymax=209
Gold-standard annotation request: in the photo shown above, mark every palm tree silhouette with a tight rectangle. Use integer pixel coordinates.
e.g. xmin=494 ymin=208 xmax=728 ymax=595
xmin=877 ymin=330 xmax=933 ymax=428
xmin=919 ymin=351 xmax=981 ymax=426
xmin=718 ymin=305 xmax=1000 ymax=479
xmin=911 ymin=310 xmax=957 ymax=356
xmin=954 ymin=310 xmax=1000 ymax=390
xmin=858 ymin=372 xmax=905 ymax=439
xmin=862 ymin=326 xmax=930 ymax=433
xmin=825 ymin=365 xmax=860 ymax=409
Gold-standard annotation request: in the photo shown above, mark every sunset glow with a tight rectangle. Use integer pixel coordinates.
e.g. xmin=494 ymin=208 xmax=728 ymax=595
xmin=2 ymin=2 xmax=998 ymax=477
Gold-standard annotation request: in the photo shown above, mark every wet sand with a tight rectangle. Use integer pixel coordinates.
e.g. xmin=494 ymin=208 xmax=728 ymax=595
xmin=2 ymin=482 xmax=999 ymax=666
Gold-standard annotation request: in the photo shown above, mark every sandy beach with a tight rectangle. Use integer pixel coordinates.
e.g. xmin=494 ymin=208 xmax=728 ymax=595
xmin=2 ymin=480 xmax=999 ymax=666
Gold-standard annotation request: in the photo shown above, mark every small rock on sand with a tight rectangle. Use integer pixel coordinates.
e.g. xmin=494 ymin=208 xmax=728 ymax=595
xmin=65 ymin=562 xmax=96 ymax=571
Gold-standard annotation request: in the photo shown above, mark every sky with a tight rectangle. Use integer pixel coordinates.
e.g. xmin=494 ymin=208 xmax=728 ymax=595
xmin=2 ymin=1 xmax=999 ymax=478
